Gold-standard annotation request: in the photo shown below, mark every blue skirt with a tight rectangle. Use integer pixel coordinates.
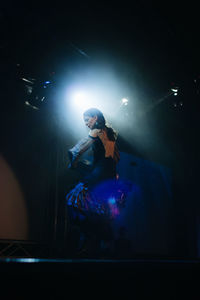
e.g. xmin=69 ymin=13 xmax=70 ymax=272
xmin=66 ymin=178 xmax=127 ymax=218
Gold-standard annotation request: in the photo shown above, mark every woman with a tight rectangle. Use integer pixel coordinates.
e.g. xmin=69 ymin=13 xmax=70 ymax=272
xmin=66 ymin=108 xmax=124 ymax=257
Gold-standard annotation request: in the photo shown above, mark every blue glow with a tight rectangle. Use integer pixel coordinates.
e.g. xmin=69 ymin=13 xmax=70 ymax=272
xmin=45 ymin=81 xmax=50 ymax=84
xmin=5 ymin=258 xmax=40 ymax=263
xmin=108 ymin=197 xmax=116 ymax=205
xmin=18 ymin=258 xmax=40 ymax=263
xmin=92 ymin=178 xmax=133 ymax=202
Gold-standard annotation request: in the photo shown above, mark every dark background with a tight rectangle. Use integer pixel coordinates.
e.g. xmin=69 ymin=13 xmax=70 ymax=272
xmin=0 ymin=1 xmax=199 ymax=257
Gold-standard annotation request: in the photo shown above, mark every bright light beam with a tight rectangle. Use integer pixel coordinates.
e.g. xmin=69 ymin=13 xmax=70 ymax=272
xmin=67 ymin=86 xmax=104 ymax=116
xmin=73 ymin=91 xmax=87 ymax=107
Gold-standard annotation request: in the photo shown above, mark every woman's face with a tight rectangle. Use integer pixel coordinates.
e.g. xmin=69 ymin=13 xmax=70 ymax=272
xmin=83 ymin=115 xmax=97 ymax=129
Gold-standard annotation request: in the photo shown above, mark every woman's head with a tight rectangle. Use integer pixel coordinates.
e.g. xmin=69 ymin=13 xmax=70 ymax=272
xmin=83 ymin=108 xmax=105 ymax=130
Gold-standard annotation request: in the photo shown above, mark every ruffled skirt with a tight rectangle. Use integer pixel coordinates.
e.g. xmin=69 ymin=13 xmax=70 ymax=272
xmin=66 ymin=179 xmax=128 ymax=218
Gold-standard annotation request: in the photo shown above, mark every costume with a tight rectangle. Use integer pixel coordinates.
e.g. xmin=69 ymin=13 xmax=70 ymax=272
xmin=65 ymin=127 xmax=126 ymax=256
xmin=66 ymin=127 xmax=124 ymax=218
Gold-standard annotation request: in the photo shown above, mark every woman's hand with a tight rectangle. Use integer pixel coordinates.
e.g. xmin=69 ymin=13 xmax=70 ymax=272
xmin=67 ymin=136 xmax=95 ymax=169
xmin=68 ymin=150 xmax=79 ymax=169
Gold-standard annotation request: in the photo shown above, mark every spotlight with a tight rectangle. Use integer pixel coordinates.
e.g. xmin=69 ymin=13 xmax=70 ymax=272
xmin=43 ymin=81 xmax=51 ymax=88
xmin=25 ymin=101 xmax=39 ymax=110
xmin=68 ymin=88 xmax=102 ymax=114
xmin=171 ymin=87 xmax=179 ymax=96
xmin=121 ymin=98 xmax=128 ymax=105
xmin=73 ymin=91 xmax=86 ymax=103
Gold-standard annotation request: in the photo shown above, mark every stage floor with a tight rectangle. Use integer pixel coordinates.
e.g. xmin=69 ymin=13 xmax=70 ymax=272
xmin=0 ymin=257 xmax=199 ymax=278
xmin=0 ymin=258 xmax=199 ymax=297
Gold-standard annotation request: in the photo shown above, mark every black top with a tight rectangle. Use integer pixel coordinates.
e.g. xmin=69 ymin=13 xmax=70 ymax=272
xmin=89 ymin=135 xmax=105 ymax=165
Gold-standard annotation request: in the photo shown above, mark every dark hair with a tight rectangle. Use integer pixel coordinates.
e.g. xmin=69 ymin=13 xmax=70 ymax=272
xmin=83 ymin=107 xmax=117 ymax=141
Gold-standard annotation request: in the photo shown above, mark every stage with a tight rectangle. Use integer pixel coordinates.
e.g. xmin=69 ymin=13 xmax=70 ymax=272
xmin=1 ymin=257 xmax=199 ymax=279
xmin=0 ymin=257 xmax=199 ymax=299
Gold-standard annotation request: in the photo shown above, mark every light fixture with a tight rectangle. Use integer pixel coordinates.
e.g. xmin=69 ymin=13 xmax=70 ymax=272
xmin=171 ymin=87 xmax=179 ymax=96
xmin=121 ymin=98 xmax=128 ymax=105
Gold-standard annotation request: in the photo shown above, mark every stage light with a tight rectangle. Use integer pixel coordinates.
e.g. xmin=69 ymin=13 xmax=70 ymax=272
xmin=72 ymin=91 xmax=95 ymax=112
xmin=67 ymin=87 xmax=103 ymax=116
xmin=171 ymin=87 xmax=179 ymax=96
xmin=24 ymin=101 xmax=39 ymax=110
xmin=121 ymin=98 xmax=128 ymax=105
xmin=73 ymin=91 xmax=87 ymax=105
xmin=43 ymin=81 xmax=51 ymax=88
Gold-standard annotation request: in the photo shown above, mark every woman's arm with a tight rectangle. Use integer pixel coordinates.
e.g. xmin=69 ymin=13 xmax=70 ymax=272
xmin=68 ymin=135 xmax=96 ymax=169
